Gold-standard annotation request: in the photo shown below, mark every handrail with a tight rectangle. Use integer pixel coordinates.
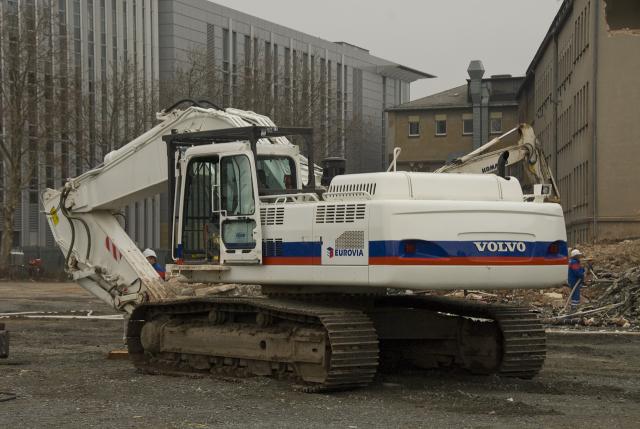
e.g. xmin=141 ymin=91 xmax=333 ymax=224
xmin=259 ymin=193 xmax=320 ymax=203
xmin=387 ymin=147 xmax=402 ymax=172
xmin=323 ymin=191 xmax=372 ymax=201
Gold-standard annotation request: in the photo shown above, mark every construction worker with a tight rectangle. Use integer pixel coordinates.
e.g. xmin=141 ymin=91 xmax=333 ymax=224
xmin=143 ymin=248 xmax=166 ymax=280
xmin=566 ymin=248 xmax=586 ymax=311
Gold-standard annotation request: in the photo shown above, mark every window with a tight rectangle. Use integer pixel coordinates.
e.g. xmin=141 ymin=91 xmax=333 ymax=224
xmin=408 ymin=116 xmax=420 ymax=137
xmin=221 ymin=155 xmax=256 ymax=250
xmin=256 ymin=156 xmax=297 ymax=191
xmin=221 ymin=155 xmax=255 ymax=216
xmin=490 ymin=118 xmax=502 ymax=134
xmin=462 ymin=113 xmax=473 ymax=135
xmin=490 ymin=112 xmax=503 ymax=134
xmin=435 ymin=116 xmax=447 ymax=136
xmin=409 ymin=122 xmax=420 ymax=136
xmin=181 ymin=157 xmax=223 ymax=262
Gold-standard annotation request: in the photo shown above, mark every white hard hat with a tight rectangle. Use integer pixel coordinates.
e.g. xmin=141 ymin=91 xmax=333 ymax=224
xmin=143 ymin=248 xmax=157 ymax=259
xmin=570 ymin=249 xmax=583 ymax=258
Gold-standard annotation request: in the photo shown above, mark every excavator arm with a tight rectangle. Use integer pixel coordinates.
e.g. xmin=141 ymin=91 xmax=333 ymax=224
xmin=42 ymin=103 xmax=315 ymax=314
xmin=435 ymin=124 xmax=559 ymax=202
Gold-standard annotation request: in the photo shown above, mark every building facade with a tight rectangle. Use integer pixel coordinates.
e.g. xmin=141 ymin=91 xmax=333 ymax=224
xmin=0 ymin=0 xmax=160 ymax=258
xmin=518 ymin=0 xmax=640 ymax=244
xmin=157 ymin=0 xmax=430 ymax=173
xmin=386 ymin=63 xmax=522 ymax=171
xmin=0 ymin=0 xmax=429 ymax=256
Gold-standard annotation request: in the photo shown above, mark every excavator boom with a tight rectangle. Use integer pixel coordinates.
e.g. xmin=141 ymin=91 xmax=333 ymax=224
xmin=435 ymin=124 xmax=559 ymax=201
xmin=43 ymin=104 xmax=313 ymax=313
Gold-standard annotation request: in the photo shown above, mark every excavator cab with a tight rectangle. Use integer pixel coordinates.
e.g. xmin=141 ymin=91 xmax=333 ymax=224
xmin=165 ymin=126 xmax=315 ymax=266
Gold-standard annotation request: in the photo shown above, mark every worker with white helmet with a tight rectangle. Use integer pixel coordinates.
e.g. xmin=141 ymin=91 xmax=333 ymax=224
xmin=143 ymin=248 xmax=166 ymax=280
xmin=566 ymin=248 xmax=586 ymax=311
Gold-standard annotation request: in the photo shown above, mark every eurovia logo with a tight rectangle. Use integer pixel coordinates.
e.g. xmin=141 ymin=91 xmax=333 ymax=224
xmin=326 ymin=246 xmax=364 ymax=258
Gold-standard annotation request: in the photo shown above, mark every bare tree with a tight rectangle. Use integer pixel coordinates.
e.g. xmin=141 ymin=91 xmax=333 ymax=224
xmin=159 ymin=47 xmax=219 ymax=109
xmin=72 ymin=58 xmax=159 ymax=169
xmin=159 ymin=43 xmax=354 ymax=166
xmin=0 ymin=1 xmax=59 ymax=270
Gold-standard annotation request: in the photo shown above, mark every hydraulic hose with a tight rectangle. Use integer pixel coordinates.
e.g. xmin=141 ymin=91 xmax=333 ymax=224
xmin=162 ymin=99 xmax=223 ymax=114
xmin=59 ymin=186 xmax=92 ymax=267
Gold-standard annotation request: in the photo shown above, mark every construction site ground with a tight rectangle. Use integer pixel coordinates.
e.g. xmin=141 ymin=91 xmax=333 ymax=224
xmin=2 ymin=281 xmax=640 ymax=429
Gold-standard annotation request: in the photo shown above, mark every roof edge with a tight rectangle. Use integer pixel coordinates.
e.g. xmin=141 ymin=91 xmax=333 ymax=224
xmin=523 ymin=0 xmax=574 ymax=82
xmin=386 ymin=100 xmax=518 ymax=112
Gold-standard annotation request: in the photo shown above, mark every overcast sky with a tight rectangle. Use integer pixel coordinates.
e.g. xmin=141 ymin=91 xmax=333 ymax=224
xmin=211 ymin=0 xmax=563 ymax=101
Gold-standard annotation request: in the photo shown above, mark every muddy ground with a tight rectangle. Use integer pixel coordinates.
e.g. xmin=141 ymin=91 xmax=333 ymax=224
xmin=1 ymin=282 xmax=640 ymax=428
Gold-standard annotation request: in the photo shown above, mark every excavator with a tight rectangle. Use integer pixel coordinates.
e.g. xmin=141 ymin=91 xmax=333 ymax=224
xmin=42 ymin=101 xmax=567 ymax=391
xmin=434 ymin=125 xmax=559 ymax=202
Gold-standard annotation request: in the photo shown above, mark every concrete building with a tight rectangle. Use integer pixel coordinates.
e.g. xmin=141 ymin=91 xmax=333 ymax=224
xmin=386 ymin=62 xmax=522 ymax=171
xmin=0 ymin=0 xmax=160 ymax=262
xmin=0 ymin=0 xmax=430 ymax=257
xmin=158 ymin=0 xmax=431 ymax=173
xmin=518 ymin=0 xmax=640 ymax=244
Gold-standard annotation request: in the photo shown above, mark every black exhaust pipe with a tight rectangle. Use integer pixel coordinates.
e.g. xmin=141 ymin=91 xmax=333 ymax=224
xmin=497 ymin=151 xmax=510 ymax=179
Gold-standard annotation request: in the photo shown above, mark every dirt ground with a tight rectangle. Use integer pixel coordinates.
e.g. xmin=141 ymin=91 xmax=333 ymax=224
xmin=2 ymin=282 xmax=640 ymax=429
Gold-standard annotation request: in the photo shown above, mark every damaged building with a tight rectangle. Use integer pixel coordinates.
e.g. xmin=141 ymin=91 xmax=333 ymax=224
xmin=518 ymin=0 xmax=640 ymax=244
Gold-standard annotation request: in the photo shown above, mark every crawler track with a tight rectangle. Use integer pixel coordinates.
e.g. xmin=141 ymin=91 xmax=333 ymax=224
xmin=379 ymin=295 xmax=546 ymax=379
xmin=127 ymin=297 xmax=379 ymax=392
xmin=126 ymin=294 xmax=545 ymax=391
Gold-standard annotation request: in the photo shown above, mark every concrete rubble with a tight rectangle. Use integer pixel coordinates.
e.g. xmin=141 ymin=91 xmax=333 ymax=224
xmin=164 ymin=276 xmax=263 ymax=299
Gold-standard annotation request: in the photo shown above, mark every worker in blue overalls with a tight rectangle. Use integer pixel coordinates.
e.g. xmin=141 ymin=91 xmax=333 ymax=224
xmin=566 ymin=248 xmax=586 ymax=311
xmin=143 ymin=248 xmax=166 ymax=280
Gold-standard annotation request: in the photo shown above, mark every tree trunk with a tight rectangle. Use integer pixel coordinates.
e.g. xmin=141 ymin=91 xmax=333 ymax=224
xmin=0 ymin=173 xmax=22 ymax=271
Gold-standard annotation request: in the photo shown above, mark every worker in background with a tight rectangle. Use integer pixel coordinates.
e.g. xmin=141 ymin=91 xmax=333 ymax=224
xmin=566 ymin=249 xmax=586 ymax=311
xmin=143 ymin=248 xmax=166 ymax=280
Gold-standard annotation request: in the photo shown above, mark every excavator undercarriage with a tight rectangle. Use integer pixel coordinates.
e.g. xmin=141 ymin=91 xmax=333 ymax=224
xmin=127 ymin=293 xmax=545 ymax=392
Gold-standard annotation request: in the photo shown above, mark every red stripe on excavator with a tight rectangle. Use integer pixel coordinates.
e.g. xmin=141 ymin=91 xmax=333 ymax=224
xmin=263 ymin=257 xmax=320 ymax=265
xmin=368 ymin=256 xmax=568 ymax=266
xmin=262 ymin=256 xmax=566 ymax=266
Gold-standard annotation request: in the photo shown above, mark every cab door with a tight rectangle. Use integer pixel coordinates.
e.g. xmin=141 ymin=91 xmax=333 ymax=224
xmin=218 ymin=153 xmax=262 ymax=264
xmin=174 ymin=145 xmax=262 ymax=265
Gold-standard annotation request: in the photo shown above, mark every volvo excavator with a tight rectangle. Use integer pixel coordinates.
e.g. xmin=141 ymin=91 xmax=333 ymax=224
xmin=42 ymin=101 xmax=567 ymax=391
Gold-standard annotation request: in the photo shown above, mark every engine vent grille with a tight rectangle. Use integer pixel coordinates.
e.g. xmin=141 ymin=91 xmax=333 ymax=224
xmin=263 ymin=238 xmax=283 ymax=257
xmin=260 ymin=206 xmax=285 ymax=225
xmin=335 ymin=231 xmax=365 ymax=249
xmin=328 ymin=182 xmax=377 ymax=196
xmin=315 ymin=204 xmax=366 ymax=224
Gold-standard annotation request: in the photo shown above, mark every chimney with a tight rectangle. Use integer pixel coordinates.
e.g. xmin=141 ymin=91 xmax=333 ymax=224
xmin=468 ymin=60 xmax=488 ymax=149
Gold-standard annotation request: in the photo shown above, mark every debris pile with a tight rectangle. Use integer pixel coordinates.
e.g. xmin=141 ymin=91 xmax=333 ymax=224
xmin=580 ymin=266 xmax=640 ymax=328
xmin=579 ymin=239 xmax=640 ymax=278
xmin=164 ymin=276 xmax=262 ymax=299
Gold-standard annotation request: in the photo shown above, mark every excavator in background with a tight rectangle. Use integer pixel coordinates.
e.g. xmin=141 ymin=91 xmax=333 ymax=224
xmin=42 ymin=102 xmax=567 ymax=391
xmin=435 ymin=124 xmax=559 ymax=202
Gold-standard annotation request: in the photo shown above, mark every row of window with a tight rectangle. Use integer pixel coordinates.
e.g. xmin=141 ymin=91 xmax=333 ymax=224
xmin=407 ymin=114 xmax=503 ymax=138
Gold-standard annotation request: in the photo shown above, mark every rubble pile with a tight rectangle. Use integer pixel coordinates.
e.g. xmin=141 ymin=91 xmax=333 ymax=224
xmin=164 ymin=276 xmax=262 ymax=299
xmin=585 ymin=266 xmax=640 ymax=327
xmin=579 ymin=238 xmax=640 ymax=277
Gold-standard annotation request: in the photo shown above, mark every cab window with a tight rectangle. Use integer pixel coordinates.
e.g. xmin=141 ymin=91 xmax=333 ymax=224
xmin=221 ymin=155 xmax=255 ymax=215
xmin=256 ymin=156 xmax=296 ymax=192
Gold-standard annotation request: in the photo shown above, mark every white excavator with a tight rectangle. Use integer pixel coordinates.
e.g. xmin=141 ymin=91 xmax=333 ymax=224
xmin=42 ymin=101 xmax=567 ymax=391
xmin=434 ymin=125 xmax=559 ymax=202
